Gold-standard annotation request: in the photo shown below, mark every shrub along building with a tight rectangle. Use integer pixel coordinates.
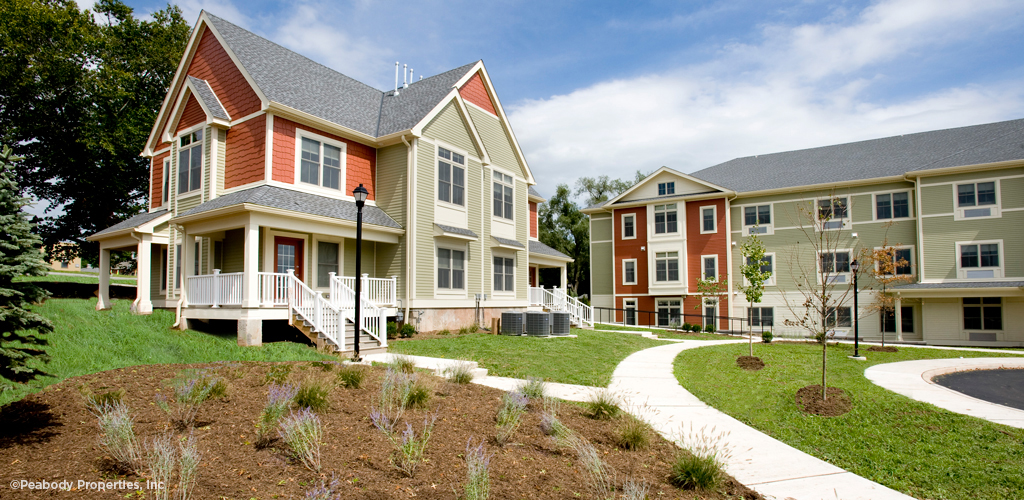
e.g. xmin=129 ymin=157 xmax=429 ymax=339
xmin=585 ymin=119 xmax=1024 ymax=347
xmin=87 ymin=11 xmax=580 ymax=354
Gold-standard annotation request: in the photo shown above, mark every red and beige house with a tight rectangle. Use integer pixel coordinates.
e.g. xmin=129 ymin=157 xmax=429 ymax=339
xmin=87 ymin=11 xmax=579 ymax=354
xmin=583 ymin=168 xmax=735 ymax=330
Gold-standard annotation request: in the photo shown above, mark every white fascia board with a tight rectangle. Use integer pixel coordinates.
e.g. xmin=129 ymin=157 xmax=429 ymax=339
xmin=605 ymin=166 xmax=731 ymax=206
xmin=473 ymin=64 xmax=536 ymax=185
xmin=408 ymin=90 xmax=491 ymax=165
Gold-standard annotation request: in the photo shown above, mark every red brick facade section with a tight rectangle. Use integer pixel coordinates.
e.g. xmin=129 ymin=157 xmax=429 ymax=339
xmin=459 ymin=73 xmax=497 ymax=115
xmin=224 ymin=115 xmax=266 ymax=189
xmin=529 ymin=202 xmax=538 ymax=238
xmin=613 ymin=207 xmax=647 ymax=297
xmin=272 ymin=117 xmax=376 ymax=200
xmin=150 ymin=151 xmax=170 ymax=208
xmin=176 ymin=95 xmax=206 ymax=134
xmin=686 ymin=198 xmax=730 ymax=329
xmin=149 ymin=26 xmax=262 ymax=150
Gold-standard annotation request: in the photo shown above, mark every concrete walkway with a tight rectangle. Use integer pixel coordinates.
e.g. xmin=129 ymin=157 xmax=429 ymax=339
xmin=865 ymin=357 xmax=1024 ymax=429
xmin=608 ymin=340 xmax=913 ymax=500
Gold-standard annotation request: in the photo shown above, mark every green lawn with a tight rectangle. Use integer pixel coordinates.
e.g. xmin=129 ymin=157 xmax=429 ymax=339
xmin=594 ymin=322 xmax=738 ymax=341
xmin=674 ymin=342 xmax=1024 ymax=500
xmin=2 ymin=298 xmax=331 ymax=407
xmin=389 ymin=330 xmax=669 ymax=386
xmin=15 ymin=273 xmax=136 ymax=284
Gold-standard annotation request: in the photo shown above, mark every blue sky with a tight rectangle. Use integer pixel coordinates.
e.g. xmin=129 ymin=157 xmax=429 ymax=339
xmin=89 ymin=0 xmax=1024 ymax=200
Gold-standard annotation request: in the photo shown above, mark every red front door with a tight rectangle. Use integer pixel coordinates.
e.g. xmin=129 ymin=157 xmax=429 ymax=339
xmin=274 ymin=236 xmax=305 ymax=280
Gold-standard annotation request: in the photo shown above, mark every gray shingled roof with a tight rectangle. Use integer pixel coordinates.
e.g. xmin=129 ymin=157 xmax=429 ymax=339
xmin=493 ymin=236 xmax=525 ymax=249
xmin=584 ymin=200 xmax=609 ymax=211
xmin=690 ymin=118 xmax=1024 ymax=193
xmin=92 ymin=210 xmax=169 ymax=237
xmin=893 ymin=281 xmax=1024 ymax=290
xmin=435 ymin=224 xmax=478 ymax=238
xmin=528 ymin=240 xmax=571 ymax=260
xmin=205 ymin=13 xmax=476 ymax=138
xmin=528 ymin=186 xmax=544 ymax=200
xmin=188 ymin=76 xmax=229 ymax=120
xmin=177 ymin=185 xmax=401 ymax=228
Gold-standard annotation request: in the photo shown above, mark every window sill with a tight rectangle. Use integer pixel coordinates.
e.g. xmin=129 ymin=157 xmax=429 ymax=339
xmin=438 ymin=200 xmax=468 ymax=212
xmin=953 ymin=206 xmax=1001 ymax=221
xmin=491 ymin=216 xmax=514 ymax=225
xmin=743 ymin=225 xmax=774 ymax=236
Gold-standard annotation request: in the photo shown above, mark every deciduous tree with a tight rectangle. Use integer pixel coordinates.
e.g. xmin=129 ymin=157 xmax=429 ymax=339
xmin=739 ymin=230 xmax=772 ymax=356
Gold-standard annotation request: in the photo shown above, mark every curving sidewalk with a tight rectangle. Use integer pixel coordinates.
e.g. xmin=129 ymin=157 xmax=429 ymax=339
xmin=608 ymin=340 xmax=913 ymax=500
xmin=865 ymin=357 xmax=1024 ymax=429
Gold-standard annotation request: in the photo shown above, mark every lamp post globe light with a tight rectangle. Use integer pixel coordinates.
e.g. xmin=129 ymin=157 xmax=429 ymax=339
xmin=849 ymin=259 xmax=865 ymax=360
xmin=352 ymin=184 xmax=368 ymax=361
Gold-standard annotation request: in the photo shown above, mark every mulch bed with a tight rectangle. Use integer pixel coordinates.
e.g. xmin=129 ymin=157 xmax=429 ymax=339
xmin=867 ymin=346 xmax=899 ymax=353
xmin=736 ymin=356 xmax=765 ymax=371
xmin=795 ymin=385 xmax=852 ymax=417
xmin=0 ymin=361 xmax=762 ymax=499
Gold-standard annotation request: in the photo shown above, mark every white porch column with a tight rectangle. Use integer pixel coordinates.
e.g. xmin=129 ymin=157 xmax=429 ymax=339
xmin=242 ymin=222 xmax=260 ymax=308
xmin=895 ymin=295 xmax=903 ymax=342
xmin=133 ymin=234 xmax=153 ymax=314
xmin=560 ymin=265 xmax=568 ymax=290
xmin=96 ymin=245 xmax=112 ymax=310
xmin=180 ymin=227 xmax=192 ymax=308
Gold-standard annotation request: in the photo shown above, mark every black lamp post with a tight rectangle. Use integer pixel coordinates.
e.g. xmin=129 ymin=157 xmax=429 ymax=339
xmin=850 ymin=259 xmax=862 ymax=359
xmin=352 ymin=184 xmax=368 ymax=361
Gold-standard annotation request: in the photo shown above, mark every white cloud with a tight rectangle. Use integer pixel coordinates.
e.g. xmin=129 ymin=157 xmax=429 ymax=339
xmin=509 ymin=0 xmax=1024 ymax=197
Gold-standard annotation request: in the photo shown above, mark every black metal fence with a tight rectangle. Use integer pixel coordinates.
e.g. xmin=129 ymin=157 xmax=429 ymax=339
xmin=593 ymin=306 xmax=764 ymax=334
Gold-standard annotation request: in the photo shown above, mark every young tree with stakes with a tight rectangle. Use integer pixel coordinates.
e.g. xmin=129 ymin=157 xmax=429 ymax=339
xmin=0 ymin=145 xmax=52 ymax=391
xmin=780 ymin=193 xmax=857 ymax=400
xmin=739 ymin=229 xmax=773 ymax=357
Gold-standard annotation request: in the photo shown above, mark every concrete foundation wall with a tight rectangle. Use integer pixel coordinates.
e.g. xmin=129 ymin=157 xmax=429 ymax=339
xmin=413 ymin=306 xmax=527 ymax=332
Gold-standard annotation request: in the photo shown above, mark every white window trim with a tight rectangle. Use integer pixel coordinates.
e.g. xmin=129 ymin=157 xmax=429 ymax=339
xmin=741 ymin=252 xmax=776 ymax=287
xmin=491 ymin=166 xmax=515 ymax=222
xmin=491 ymin=251 xmax=516 ymax=296
xmin=816 ymin=197 xmax=852 ymax=231
xmin=623 ymin=298 xmax=638 ymax=326
xmin=621 ymin=213 xmax=636 ymax=240
xmin=872 ymin=191 xmax=913 ymax=221
xmin=622 ymin=258 xmax=638 ymax=285
xmin=656 ymin=298 xmax=682 ymax=327
xmin=176 ymin=125 xmax=204 ymax=196
xmin=294 ymin=129 xmax=348 ymax=197
xmin=312 ymin=236 xmax=344 ymax=290
xmin=872 ymin=245 xmax=915 ymax=278
xmin=699 ymin=205 xmax=717 ymax=234
xmin=953 ymin=180 xmax=1002 ymax=221
xmin=436 ymin=141 xmax=469 ymax=211
xmin=162 ymin=157 xmax=171 ymax=204
xmin=263 ymin=229 xmax=309 ymax=284
xmin=435 ymin=243 xmax=468 ymax=296
xmin=961 ymin=297 xmax=1004 ymax=332
xmin=955 ymin=240 xmax=1004 ymax=280
xmin=701 ymin=254 xmax=719 ymax=281
xmin=652 ymin=203 xmax=681 ymax=236
xmin=741 ymin=204 xmax=774 ymax=236
xmin=817 ymin=248 xmax=854 ymax=285
xmin=653 ymin=251 xmax=682 ymax=284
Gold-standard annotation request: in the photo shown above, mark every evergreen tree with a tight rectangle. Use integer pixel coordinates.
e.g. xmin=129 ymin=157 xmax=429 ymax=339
xmin=0 ymin=144 xmax=52 ymax=390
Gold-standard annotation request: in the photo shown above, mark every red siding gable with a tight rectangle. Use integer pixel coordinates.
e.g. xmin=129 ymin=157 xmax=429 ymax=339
xmin=529 ymin=202 xmax=538 ymax=238
xmin=271 ymin=117 xmax=376 ymax=201
xmin=225 ymin=115 xmax=266 ymax=189
xmin=176 ymin=94 xmax=206 ymax=134
xmin=459 ymin=73 xmax=496 ymax=115
xmin=151 ymin=151 xmax=170 ymax=208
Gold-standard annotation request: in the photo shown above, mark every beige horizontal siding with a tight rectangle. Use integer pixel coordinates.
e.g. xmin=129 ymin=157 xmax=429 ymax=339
xmin=591 ymin=242 xmax=613 ymax=295
xmin=920 ymin=185 xmax=953 ymax=215
xmin=467 ymin=106 xmax=524 ymax=178
xmin=919 ymin=166 xmax=1024 ymax=185
xmin=591 ymin=217 xmax=613 ymax=241
xmin=422 ymin=101 xmax=480 ymax=158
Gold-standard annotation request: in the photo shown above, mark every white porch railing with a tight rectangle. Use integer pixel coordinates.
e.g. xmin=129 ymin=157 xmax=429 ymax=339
xmin=338 ymin=274 xmax=397 ymax=307
xmin=329 ymin=273 xmax=387 ymax=346
xmin=258 ymin=272 xmax=291 ymax=306
xmin=529 ymin=286 xmax=593 ymax=327
xmin=186 ymin=270 xmax=244 ymax=306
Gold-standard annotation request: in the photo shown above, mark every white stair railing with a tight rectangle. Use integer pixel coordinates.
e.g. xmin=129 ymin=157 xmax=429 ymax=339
xmin=530 ymin=286 xmax=593 ymax=327
xmin=284 ymin=270 xmax=345 ymax=352
xmin=329 ymin=273 xmax=388 ymax=349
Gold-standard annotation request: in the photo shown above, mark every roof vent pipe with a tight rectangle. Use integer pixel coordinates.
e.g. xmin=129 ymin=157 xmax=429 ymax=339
xmin=403 ymin=64 xmax=408 ymax=88
xmin=394 ymin=61 xmax=400 ymax=96
xmin=410 ymin=68 xmax=414 ymax=83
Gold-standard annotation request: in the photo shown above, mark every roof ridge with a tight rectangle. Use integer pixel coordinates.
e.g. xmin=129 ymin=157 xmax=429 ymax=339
xmin=910 ymin=120 xmax=1024 ymax=172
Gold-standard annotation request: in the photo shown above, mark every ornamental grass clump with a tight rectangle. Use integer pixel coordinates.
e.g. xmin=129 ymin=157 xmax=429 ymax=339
xmin=670 ymin=424 xmax=732 ymax=491
xmin=517 ymin=376 xmax=545 ymax=399
xmin=392 ymin=354 xmax=416 ymax=374
xmin=95 ymin=401 xmax=144 ymax=474
xmin=335 ymin=364 xmax=367 ymax=389
xmin=147 ymin=434 xmax=176 ymax=500
xmin=463 ymin=437 xmax=492 ymax=500
xmin=177 ymin=432 xmax=201 ymax=500
xmin=371 ymin=367 xmax=414 ymax=433
xmin=279 ymin=407 xmax=323 ymax=472
xmin=585 ymin=389 xmax=621 ymax=420
xmin=569 ymin=436 xmax=617 ymax=500
xmin=495 ymin=391 xmax=529 ymax=446
xmin=443 ymin=361 xmax=475 ymax=385
xmin=257 ymin=383 xmax=298 ymax=447
xmin=156 ymin=369 xmax=224 ymax=429
xmin=264 ymin=364 xmax=293 ymax=385
xmin=82 ymin=387 xmax=125 ymax=413
xmin=294 ymin=374 xmax=333 ymax=412
xmin=539 ymin=397 xmax=569 ymax=441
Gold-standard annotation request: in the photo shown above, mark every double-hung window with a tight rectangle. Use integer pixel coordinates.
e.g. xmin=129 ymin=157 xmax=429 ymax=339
xmin=876 ymin=192 xmax=910 ymax=219
xmin=963 ymin=297 xmax=1001 ymax=330
xmin=745 ymin=254 xmax=775 ymax=286
xmin=878 ymin=247 xmax=913 ymax=276
xmin=958 ymin=242 xmax=1001 ymax=279
xmin=437 ymin=248 xmax=465 ymax=290
xmin=701 ymin=206 xmax=716 ymax=233
xmin=654 ymin=204 xmax=678 ymax=234
xmin=493 ymin=256 xmax=514 ymax=292
xmin=956 ymin=182 xmax=998 ymax=219
xmin=817 ymin=197 xmax=849 ymax=229
xmin=748 ymin=307 xmax=774 ymax=328
xmin=702 ymin=255 xmax=717 ymax=281
xmin=743 ymin=205 xmax=771 ymax=234
xmin=881 ymin=307 xmax=914 ymax=333
xmin=820 ymin=251 xmax=852 ymax=283
xmin=438 ymin=147 xmax=465 ymax=206
xmin=826 ymin=307 xmax=852 ymax=328
xmin=655 ymin=251 xmax=679 ymax=282
xmin=656 ymin=299 xmax=681 ymax=327
xmin=622 ymin=259 xmax=637 ymax=285
xmin=658 ymin=182 xmax=675 ymax=196
xmin=622 ymin=214 xmax=635 ymax=239
xmin=299 ymin=136 xmax=343 ymax=190
xmin=316 ymin=242 xmax=340 ymax=288
xmin=177 ymin=130 xmax=203 ymax=194
xmin=493 ymin=171 xmax=514 ymax=219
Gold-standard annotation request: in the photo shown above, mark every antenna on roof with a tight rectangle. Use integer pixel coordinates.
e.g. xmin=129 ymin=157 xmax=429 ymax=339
xmin=403 ymin=64 xmax=408 ymax=88
xmin=394 ymin=62 xmax=400 ymax=96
